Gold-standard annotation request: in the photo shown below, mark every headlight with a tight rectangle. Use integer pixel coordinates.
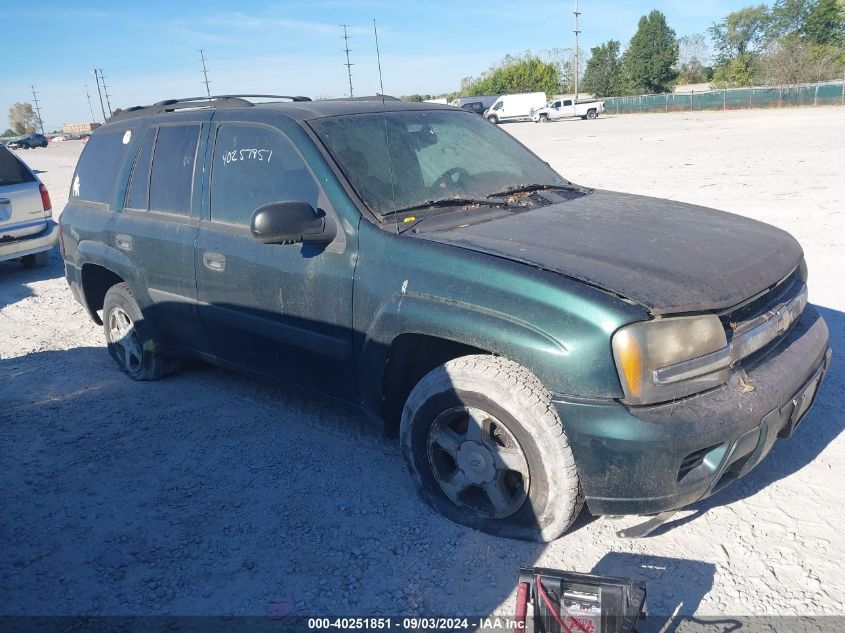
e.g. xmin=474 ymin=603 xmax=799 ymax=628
xmin=612 ymin=315 xmax=728 ymax=405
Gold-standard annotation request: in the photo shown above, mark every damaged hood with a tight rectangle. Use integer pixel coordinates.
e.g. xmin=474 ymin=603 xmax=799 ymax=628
xmin=418 ymin=190 xmax=803 ymax=314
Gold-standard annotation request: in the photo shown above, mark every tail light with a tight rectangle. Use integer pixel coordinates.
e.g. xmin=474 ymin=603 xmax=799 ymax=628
xmin=39 ymin=183 xmax=52 ymax=213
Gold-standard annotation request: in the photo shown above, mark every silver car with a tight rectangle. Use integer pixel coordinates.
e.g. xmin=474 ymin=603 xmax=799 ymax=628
xmin=0 ymin=145 xmax=57 ymax=268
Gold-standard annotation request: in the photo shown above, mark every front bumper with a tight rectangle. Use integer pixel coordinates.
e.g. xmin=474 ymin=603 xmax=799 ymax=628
xmin=553 ymin=306 xmax=831 ymax=516
xmin=0 ymin=219 xmax=58 ymax=262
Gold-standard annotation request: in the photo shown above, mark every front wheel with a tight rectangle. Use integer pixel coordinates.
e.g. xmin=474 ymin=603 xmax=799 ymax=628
xmin=486 ymin=115 xmax=498 ymax=124
xmin=400 ymin=355 xmax=583 ymax=541
xmin=539 ymin=114 xmax=550 ymax=123
xmin=103 ymin=282 xmax=179 ymax=381
xmin=41 ymin=141 xmax=48 ymax=148
xmin=20 ymin=142 xmax=30 ymax=149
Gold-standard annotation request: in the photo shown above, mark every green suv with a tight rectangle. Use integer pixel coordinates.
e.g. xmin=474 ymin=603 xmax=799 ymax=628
xmin=59 ymin=95 xmax=831 ymax=541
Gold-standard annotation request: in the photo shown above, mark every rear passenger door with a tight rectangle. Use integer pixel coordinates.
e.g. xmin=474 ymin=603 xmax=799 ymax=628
xmin=194 ymin=117 xmax=356 ymax=398
xmin=114 ymin=117 xmax=209 ymax=351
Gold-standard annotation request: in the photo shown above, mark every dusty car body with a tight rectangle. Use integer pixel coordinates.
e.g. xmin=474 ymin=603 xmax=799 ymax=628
xmin=59 ymin=96 xmax=830 ymax=540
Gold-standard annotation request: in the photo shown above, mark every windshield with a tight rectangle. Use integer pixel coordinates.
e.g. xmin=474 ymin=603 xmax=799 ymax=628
xmin=310 ymin=110 xmax=564 ymax=217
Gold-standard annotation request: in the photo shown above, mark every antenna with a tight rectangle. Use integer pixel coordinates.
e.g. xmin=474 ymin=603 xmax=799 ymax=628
xmin=340 ymin=24 xmax=354 ymax=98
xmin=92 ymin=69 xmax=107 ymax=122
xmin=84 ymin=84 xmax=96 ymax=121
xmin=573 ymin=0 xmax=581 ymax=101
xmin=373 ymin=18 xmax=385 ymax=99
xmin=198 ymin=49 xmax=212 ymax=97
xmin=30 ymin=85 xmax=45 ymax=135
xmin=98 ymin=68 xmax=113 ymax=116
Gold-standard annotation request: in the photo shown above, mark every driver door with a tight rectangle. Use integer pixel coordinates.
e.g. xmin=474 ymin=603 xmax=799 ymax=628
xmin=194 ymin=118 xmax=357 ymax=399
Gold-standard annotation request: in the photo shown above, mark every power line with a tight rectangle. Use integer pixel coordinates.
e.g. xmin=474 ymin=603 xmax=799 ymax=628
xmin=30 ymin=85 xmax=45 ymax=134
xmin=340 ymin=24 xmax=354 ymax=98
xmin=84 ymin=84 xmax=96 ymax=121
xmin=573 ymin=0 xmax=581 ymax=100
xmin=198 ymin=49 xmax=211 ymax=98
xmin=92 ymin=69 xmax=107 ymax=122
xmin=98 ymin=68 xmax=113 ymax=116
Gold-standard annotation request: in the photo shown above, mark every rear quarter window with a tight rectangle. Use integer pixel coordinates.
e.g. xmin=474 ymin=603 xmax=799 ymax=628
xmin=70 ymin=129 xmax=132 ymax=204
xmin=0 ymin=147 xmax=36 ymax=186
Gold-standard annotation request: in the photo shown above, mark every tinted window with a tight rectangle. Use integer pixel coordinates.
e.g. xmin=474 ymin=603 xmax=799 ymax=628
xmin=209 ymin=124 xmax=319 ymax=226
xmin=0 ymin=147 xmax=35 ymax=185
xmin=149 ymin=125 xmax=200 ymax=215
xmin=71 ymin=129 xmax=131 ymax=204
xmin=125 ymin=128 xmax=156 ymax=210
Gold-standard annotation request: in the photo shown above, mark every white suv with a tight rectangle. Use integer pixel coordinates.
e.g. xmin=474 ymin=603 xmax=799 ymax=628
xmin=0 ymin=145 xmax=57 ymax=268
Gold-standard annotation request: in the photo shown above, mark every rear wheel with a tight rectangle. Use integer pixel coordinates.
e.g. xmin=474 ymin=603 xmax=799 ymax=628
xmin=21 ymin=251 xmax=50 ymax=268
xmin=586 ymin=109 xmax=598 ymax=120
xmin=401 ymin=355 xmax=583 ymax=541
xmin=103 ymin=282 xmax=179 ymax=381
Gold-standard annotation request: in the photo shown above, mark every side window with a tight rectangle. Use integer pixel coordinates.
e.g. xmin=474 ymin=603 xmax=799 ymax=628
xmin=209 ymin=124 xmax=320 ymax=226
xmin=125 ymin=128 xmax=156 ymax=210
xmin=563 ymin=100 xmax=573 ymax=107
xmin=149 ymin=124 xmax=200 ymax=215
xmin=70 ymin=129 xmax=132 ymax=204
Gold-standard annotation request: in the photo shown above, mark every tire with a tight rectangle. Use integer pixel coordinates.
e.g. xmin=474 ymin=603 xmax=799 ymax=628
xmin=102 ymin=282 xmax=179 ymax=381
xmin=539 ymin=114 xmax=550 ymax=123
xmin=586 ymin=109 xmax=598 ymax=120
xmin=20 ymin=142 xmax=30 ymax=149
xmin=486 ymin=115 xmax=498 ymax=124
xmin=41 ymin=141 xmax=47 ymax=148
xmin=400 ymin=355 xmax=583 ymax=541
xmin=21 ymin=250 xmax=50 ymax=268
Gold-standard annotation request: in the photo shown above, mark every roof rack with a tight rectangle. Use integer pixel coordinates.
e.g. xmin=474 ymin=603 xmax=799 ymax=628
xmin=106 ymin=94 xmax=312 ymax=123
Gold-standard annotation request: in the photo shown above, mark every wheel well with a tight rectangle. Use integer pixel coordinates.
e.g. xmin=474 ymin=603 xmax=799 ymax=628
xmin=381 ymin=333 xmax=489 ymax=438
xmin=80 ymin=264 xmax=124 ymax=324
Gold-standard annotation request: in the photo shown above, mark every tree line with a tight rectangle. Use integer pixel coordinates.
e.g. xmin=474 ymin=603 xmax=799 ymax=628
xmin=411 ymin=0 xmax=845 ymax=102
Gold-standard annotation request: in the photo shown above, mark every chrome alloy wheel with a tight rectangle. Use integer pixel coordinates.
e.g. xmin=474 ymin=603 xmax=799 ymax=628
xmin=426 ymin=406 xmax=530 ymax=519
xmin=108 ymin=306 xmax=143 ymax=374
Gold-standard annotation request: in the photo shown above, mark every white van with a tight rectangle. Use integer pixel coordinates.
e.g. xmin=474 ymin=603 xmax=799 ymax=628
xmin=484 ymin=92 xmax=547 ymax=124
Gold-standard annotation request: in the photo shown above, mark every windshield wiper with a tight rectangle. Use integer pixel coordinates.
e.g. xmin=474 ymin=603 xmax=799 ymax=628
xmin=382 ymin=197 xmax=508 ymax=216
xmin=486 ymin=183 xmax=579 ymax=197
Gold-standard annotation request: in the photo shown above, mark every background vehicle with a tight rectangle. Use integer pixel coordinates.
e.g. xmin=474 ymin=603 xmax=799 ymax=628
xmin=484 ymin=92 xmax=547 ymax=124
xmin=534 ymin=98 xmax=606 ymax=122
xmin=0 ymin=145 xmax=56 ymax=267
xmin=60 ymin=96 xmax=830 ymax=542
xmin=451 ymin=95 xmax=499 ymax=116
xmin=8 ymin=133 xmax=48 ymax=149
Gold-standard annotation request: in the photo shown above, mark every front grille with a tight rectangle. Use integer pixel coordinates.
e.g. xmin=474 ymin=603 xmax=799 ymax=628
xmin=719 ymin=267 xmax=803 ymax=336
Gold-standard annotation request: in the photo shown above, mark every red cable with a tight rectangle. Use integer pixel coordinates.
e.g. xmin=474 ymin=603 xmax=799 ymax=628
xmin=536 ymin=575 xmax=592 ymax=633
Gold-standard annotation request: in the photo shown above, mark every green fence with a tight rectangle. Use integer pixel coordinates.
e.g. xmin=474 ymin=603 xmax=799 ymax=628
xmin=603 ymin=81 xmax=845 ymax=114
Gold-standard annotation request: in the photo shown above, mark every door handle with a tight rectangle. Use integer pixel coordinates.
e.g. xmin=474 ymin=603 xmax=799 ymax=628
xmin=203 ymin=252 xmax=226 ymax=271
xmin=115 ymin=234 xmax=133 ymax=251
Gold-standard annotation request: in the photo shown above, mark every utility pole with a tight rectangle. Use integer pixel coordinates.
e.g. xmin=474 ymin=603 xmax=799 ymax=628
xmin=30 ymin=85 xmax=45 ymax=134
xmin=573 ymin=0 xmax=581 ymax=101
xmin=199 ymin=49 xmax=212 ymax=97
xmin=84 ymin=84 xmax=96 ymax=121
xmin=98 ymin=69 xmax=113 ymax=116
xmin=340 ymin=24 xmax=354 ymax=98
xmin=92 ymin=69 xmax=107 ymax=122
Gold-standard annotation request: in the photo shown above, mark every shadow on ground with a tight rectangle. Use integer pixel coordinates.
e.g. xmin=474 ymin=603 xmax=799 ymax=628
xmin=0 ymin=248 xmax=63 ymax=309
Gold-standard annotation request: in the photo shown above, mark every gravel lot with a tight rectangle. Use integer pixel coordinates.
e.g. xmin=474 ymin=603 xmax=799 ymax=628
xmin=2 ymin=107 xmax=844 ymax=620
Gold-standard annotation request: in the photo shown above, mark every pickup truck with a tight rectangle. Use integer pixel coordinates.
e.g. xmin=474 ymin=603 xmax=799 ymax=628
xmin=533 ymin=98 xmax=605 ymax=122
xmin=60 ymin=95 xmax=830 ymax=541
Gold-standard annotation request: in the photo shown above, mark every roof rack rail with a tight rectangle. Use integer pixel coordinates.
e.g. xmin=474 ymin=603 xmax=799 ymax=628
xmin=106 ymin=94 xmax=312 ymax=123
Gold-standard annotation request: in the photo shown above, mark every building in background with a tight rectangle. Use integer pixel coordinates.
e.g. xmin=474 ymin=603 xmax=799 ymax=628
xmin=62 ymin=122 xmax=101 ymax=135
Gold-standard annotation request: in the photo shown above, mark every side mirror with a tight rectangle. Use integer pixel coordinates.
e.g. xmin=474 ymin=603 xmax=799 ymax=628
xmin=250 ymin=201 xmax=336 ymax=245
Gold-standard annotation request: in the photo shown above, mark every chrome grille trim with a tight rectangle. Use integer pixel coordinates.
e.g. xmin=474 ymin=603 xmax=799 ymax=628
xmin=653 ymin=284 xmax=808 ymax=386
